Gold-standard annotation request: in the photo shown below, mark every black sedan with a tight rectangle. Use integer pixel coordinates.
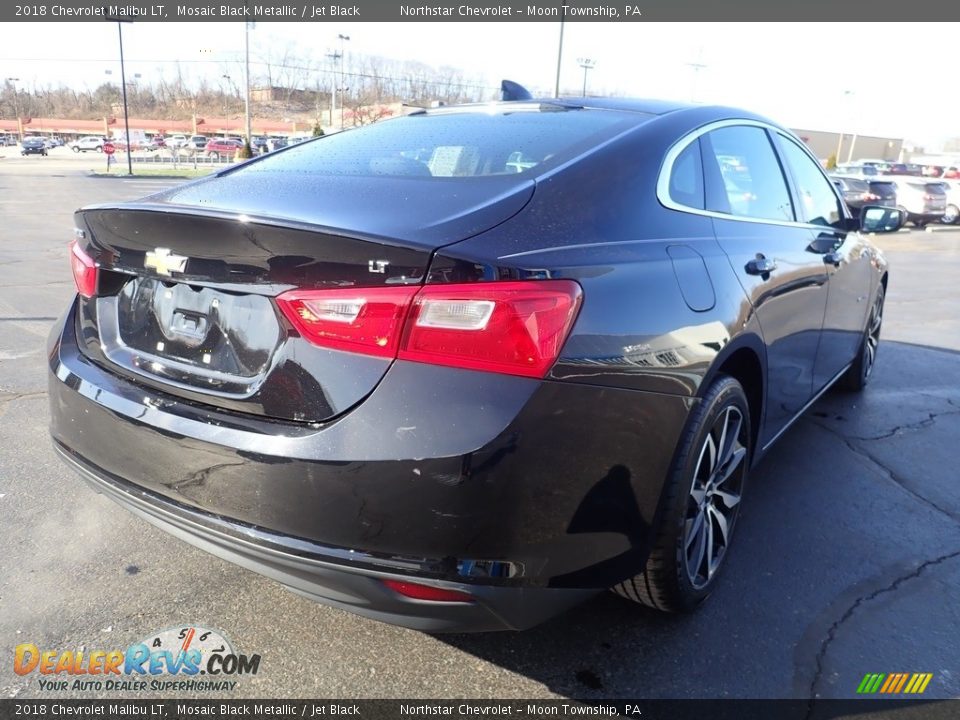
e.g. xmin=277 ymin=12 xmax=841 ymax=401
xmin=49 ymin=92 xmax=901 ymax=632
xmin=21 ymin=137 xmax=48 ymax=156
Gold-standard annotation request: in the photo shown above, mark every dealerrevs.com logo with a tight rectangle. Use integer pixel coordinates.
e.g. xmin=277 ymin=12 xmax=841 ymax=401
xmin=14 ymin=626 xmax=261 ymax=692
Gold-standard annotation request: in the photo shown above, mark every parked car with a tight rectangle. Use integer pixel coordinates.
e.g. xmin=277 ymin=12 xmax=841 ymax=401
xmin=883 ymin=163 xmax=923 ymax=176
xmin=189 ymin=135 xmax=209 ymax=150
xmin=835 ymin=162 xmax=879 ymax=176
xmin=71 ymin=136 xmax=105 ymax=153
xmin=145 ymin=136 xmax=167 ymax=152
xmin=204 ymin=137 xmax=244 ymax=159
xmin=251 ymin=136 xmax=270 ymax=154
xmin=50 ymin=92 xmax=901 ymax=632
xmin=20 ymin=137 xmax=48 ymax=156
xmin=831 ymin=176 xmax=897 ymax=217
xmin=0 ymin=134 xmax=18 ymax=146
xmin=886 ymin=176 xmax=947 ymax=226
xmin=166 ymin=134 xmax=188 ymax=149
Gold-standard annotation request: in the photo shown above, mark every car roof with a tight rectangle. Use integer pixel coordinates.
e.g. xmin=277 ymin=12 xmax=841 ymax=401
xmin=419 ymin=97 xmax=697 ymax=117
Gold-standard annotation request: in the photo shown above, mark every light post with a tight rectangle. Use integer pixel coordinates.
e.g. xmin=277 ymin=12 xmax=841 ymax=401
xmin=244 ymin=22 xmax=254 ymax=147
xmin=338 ymin=33 xmax=350 ymax=128
xmin=554 ymin=17 xmax=565 ymax=98
xmin=835 ymin=89 xmax=853 ymax=164
xmin=687 ymin=47 xmax=707 ymax=103
xmin=577 ymin=58 xmax=595 ymax=97
xmin=5 ymin=77 xmax=21 ymax=141
xmin=325 ymin=49 xmax=341 ymax=127
xmin=102 ymin=16 xmax=134 ymax=176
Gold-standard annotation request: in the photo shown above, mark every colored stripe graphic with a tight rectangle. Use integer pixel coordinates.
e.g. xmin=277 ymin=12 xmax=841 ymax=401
xmin=857 ymin=672 xmax=932 ymax=694
xmin=880 ymin=674 xmax=897 ymax=693
xmin=894 ymin=673 xmax=910 ymax=693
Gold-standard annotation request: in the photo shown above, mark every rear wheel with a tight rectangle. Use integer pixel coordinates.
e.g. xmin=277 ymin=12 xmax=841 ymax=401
xmin=208 ymin=151 xmax=220 ymax=161
xmin=943 ymin=204 xmax=959 ymax=225
xmin=614 ymin=375 xmax=751 ymax=612
xmin=72 ymin=146 xmax=80 ymax=153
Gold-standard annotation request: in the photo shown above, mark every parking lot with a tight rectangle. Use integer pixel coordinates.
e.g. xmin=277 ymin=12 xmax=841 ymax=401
xmin=1 ymin=151 xmax=959 ymax=700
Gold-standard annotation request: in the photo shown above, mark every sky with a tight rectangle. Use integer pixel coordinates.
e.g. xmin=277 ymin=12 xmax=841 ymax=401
xmin=1 ymin=21 xmax=955 ymax=148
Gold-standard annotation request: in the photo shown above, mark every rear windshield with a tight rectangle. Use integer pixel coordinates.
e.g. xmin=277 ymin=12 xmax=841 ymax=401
xmin=869 ymin=181 xmax=896 ymax=194
xmin=842 ymin=178 xmax=868 ymax=192
xmin=907 ymin=182 xmax=945 ymax=194
xmin=236 ymin=107 xmax=644 ymax=179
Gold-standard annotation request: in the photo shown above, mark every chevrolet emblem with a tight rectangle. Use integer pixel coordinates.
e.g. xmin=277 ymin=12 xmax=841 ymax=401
xmin=144 ymin=248 xmax=188 ymax=276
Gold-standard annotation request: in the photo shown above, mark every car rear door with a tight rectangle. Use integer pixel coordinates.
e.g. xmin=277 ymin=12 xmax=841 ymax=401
xmin=773 ymin=131 xmax=874 ymax=392
xmin=701 ymin=124 xmax=830 ymax=448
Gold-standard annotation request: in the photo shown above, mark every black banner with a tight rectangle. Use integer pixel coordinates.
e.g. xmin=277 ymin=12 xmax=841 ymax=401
xmin=3 ymin=0 xmax=957 ymax=22
xmin=0 ymin=699 xmax=956 ymax=720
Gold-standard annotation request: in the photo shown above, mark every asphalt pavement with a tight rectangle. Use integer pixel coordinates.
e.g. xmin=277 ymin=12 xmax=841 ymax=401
xmin=1 ymin=151 xmax=959 ymax=701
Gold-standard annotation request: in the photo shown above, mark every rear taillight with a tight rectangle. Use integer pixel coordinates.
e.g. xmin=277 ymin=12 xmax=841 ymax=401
xmin=382 ymin=579 xmax=474 ymax=603
xmin=860 ymin=192 xmax=880 ymax=201
xmin=400 ymin=281 xmax=582 ymax=378
xmin=275 ymin=287 xmax=418 ymax=358
xmin=276 ymin=280 xmax=582 ymax=378
xmin=69 ymin=240 xmax=97 ymax=298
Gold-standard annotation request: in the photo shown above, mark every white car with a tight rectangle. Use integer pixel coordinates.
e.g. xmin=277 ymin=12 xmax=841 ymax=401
xmin=884 ymin=175 xmax=947 ymax=227
xmin=166 ymin=134 xmax=189 ymax=149
xmin=71 ymin=136 xmax=105 ymax=153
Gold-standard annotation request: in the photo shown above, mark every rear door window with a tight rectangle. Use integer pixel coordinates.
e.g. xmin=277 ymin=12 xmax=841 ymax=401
xmin=702 ymin=125 xmax=794 ymax=222
xmin=668 ymin=139 xmax=705 ymax=209
xmin=777 ymin=135 xmax=845 ymax=228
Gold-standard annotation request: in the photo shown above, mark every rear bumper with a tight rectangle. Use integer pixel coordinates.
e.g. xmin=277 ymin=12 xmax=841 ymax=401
xmin=48 ymin=300 xmax=693 ymax=631
xmin=56 ymin=442 xmax=592 ymax=632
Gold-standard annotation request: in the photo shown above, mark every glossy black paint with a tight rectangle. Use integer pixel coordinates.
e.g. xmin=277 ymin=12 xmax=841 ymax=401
xmin=49 ymin=98 xmax=889 ymax=631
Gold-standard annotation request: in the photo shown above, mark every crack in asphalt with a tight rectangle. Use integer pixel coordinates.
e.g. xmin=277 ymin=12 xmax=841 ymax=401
xmin=0 ymin=390 xmax=47 ymax=405
xmin=811 ymin=419 xmax=960 ymax=524
xmin=844 ymin=407 xmax=960 ymax=441
xmin=805 ymin=548 xmax=960 ymax=711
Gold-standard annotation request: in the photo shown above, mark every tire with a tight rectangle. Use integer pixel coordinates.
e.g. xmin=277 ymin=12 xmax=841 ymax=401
xmin=943 ymin=204 xmax=959 ymax=225
xmin=208 ymin=151 xmax=219 ymax=161
xmin=72 ymin=146 xmax=80 ymax=153
xmin=613 ymin=375 xmax=751 ymax=612
xmin=95 ymin=146 xmax=103 ymax=153
xmin=837 ymin=283 xmax=884 ymax=392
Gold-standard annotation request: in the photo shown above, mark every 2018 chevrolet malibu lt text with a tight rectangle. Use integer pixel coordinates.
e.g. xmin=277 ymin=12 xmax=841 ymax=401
xmin=48 ymin=93 xmax=901 ymax=632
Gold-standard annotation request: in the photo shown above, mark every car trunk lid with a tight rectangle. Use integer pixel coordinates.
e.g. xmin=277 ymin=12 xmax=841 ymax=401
xmin=74 ymin=174 xmax=535 ymax=423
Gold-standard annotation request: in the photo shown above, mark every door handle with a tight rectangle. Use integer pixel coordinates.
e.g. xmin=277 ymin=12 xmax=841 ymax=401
xmin=823 ymin=251 xmax=842 ymax=267
xmin=745 ymin=255 xmax=777 ymax=277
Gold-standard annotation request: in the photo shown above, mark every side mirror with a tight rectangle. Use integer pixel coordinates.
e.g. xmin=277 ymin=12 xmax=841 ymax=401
xmin=860 ymin=205 xmax=906 ymax=234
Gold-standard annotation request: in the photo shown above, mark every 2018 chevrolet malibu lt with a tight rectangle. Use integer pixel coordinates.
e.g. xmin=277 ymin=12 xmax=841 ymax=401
xmin=49 ymin=92 xmax=902 ymax=632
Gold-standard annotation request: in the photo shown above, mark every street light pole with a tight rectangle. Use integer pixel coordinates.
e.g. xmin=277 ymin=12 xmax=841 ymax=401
xmin=5 ymin=78 xmax=21 ymax=141
xmin=117 ymin=22 xmax=133 ymax=175
xmin=326 ymin=50 xmax=341 ymax=127
xmin=577 ymin=58 xmax=596 ymax=97
xmin=836 ymin=89 xmax=853 ymax=164
xmin=337 ymin=33 xmax=350 ymax=129
xmin=687 ymin=47 xmax=707 ymax=103
xmin=554 ymin=17 xmax=565 ymax=98
xmin=244 ymin=22 xmax=253 ymax=147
